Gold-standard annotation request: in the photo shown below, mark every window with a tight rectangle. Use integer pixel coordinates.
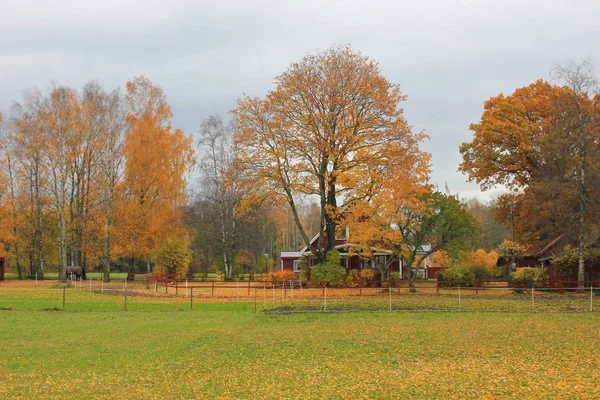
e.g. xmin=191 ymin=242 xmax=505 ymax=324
xmin=335 ymin=226 xmax=349 ymax=240
xmin=359 ymin=258 xmax=371 ymax=269
xmin=293 ymin=260 xmax=300 ymax=272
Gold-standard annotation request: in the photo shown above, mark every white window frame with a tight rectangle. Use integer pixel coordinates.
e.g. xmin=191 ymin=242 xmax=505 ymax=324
xmin=293 ymin=260 xmax=300 ymax=272
xmin=335 ymin=226 xmax=350 ymax=240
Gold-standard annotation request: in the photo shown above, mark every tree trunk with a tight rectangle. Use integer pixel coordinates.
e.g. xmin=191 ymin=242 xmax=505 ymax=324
xmin=325 ymin=176 xmax=337 ymax=252
xmin=577 ymin=166 xmax=586 ymax=288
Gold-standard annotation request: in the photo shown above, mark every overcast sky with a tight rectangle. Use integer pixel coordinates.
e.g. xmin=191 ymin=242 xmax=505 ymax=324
xmin=1 ymin=0 xmax=598 ymax=201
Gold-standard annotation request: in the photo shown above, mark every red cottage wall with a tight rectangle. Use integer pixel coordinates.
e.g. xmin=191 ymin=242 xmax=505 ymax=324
xmin=281 ymin=258 xmax=297 ymax=271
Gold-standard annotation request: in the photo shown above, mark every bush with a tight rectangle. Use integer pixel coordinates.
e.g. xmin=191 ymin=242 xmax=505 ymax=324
xmin=463 ymin=263 xmax=492 ymax=281
xmin=552 ymin=249 xmax=600 ymax=281
xmin=311 ymin=250 xmax=346 ymax=286
xmin=153 ymin=238 xmax=193 ymax=279
xmin=345 ymin=269 xmax=361 ymax=287
xmin=270 ymin=270 xmax=298 ymax=283
xmin=510 ymin=268 xmax=547 ymax=288
xmin=436 ymin=266 xmax=476 ymax=287
xmin=389 ymin=272 xmax=401 ymax=287
xmin=359 ymin=269 xmax=375 ymax=280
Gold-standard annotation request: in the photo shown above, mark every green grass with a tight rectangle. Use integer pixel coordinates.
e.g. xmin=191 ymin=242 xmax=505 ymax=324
xmin=1 ymin=284 xmax=600 ymax=398
xmin=1 ymin=310 xmax=599 ymax=397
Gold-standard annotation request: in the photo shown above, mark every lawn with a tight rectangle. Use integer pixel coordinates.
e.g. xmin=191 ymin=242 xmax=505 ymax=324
xmin=1 ymin=291 xmax=599 ymax=399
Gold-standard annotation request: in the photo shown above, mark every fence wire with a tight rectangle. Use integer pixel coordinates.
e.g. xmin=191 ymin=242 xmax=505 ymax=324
xmin=1 ymin=279 xmax=599 ymax=313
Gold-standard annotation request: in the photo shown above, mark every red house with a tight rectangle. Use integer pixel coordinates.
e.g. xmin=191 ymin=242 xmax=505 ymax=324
xmin=280 ymin=228 xmax=435 ymax=278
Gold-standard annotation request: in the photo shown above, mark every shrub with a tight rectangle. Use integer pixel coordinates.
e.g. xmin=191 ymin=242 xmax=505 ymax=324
xmin=389 ymin=272 xmax=401 ymax=287
xmin=270 ymin=270 xmax=298 ymax=283
xmin=345 ymin=269 xmax=360 ymax=287
xmin=510 ymin=268 xmax=547 ymax=288
xmin=436 ymin=266 xmax=476 ymax=287
xmin=552 ymin=249 xmax=600 ymax=281
xmin=359 ymin=269 xmax=375 ymax=280
xmin=153 ymin=264 xmax=168 ymax=277
xmin=462 ymin=263 xmax=492 ymax=281
xmin=311 ymin=250 xmax=346 ymax=286
xmin=153 ymin=238 xmax=193 ymax=279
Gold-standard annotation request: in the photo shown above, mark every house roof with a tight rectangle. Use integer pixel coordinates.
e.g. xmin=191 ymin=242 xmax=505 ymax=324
xmin=534 ymin=234 xmax=567 ymax=258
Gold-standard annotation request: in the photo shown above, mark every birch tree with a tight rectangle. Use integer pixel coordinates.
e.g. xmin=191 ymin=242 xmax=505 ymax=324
xmin=197 ymin=114 xmax=238 ymax=280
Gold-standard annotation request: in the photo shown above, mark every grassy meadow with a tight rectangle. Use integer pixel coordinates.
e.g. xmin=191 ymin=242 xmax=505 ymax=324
xmin=1 ymin=281 xmax=599 ymax=398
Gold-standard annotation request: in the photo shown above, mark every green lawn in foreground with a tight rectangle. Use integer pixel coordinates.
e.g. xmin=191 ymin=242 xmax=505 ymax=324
xmin=1 ymin=308 xmax=599 ymax=399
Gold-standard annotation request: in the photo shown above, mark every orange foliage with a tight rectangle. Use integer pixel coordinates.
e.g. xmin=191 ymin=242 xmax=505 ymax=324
xmin=460 ymin=249 xmax=499 ymax=268
xmin=233 ymin=45 xmax=430 ymax=262
xmin=270 ymin=270 xmax=298 ymax=282
xmin=431 ymin=250 xmax=451 ymax=267
xmin=234 ymin=249 xmax=255 ymax=267
xmin=114 ymin=76 xmax=194 ymax=261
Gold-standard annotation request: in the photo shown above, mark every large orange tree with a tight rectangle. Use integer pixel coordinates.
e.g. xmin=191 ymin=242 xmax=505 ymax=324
xmin=232 ymin=46 xmax=429 ymax=263
xmin=116 ymin=76 xmax=194 ymax=276
xmin=460 ymin=61 xmax=600 ymax=284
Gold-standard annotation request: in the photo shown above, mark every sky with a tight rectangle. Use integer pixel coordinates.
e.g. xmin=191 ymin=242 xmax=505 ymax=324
xmin=1 ymin=0 xmax=599 ymax=201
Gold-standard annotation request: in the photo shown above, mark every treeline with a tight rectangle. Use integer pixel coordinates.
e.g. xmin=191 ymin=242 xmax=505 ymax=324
xmin=1 ymin=46 xmax=597 ymax=284
xmin=0 ymin=77 xmax=193 ymax=281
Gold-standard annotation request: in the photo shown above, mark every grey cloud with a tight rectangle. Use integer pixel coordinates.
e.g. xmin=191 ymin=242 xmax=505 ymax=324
xmin=1 ymin=0 xmax=599 ymax=202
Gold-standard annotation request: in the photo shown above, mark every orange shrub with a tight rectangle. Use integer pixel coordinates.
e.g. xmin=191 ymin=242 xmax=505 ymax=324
xmin=359 ymin=269 xmax=375 ymax=280
xmin=270 ymin=270 xmax=298 ymax=282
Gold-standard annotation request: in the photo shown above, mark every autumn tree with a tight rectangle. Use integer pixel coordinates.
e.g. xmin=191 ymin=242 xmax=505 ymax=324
xmin=459 ymin=249 xmax=499 ymax=269
xmin=460 ymin=60 xmax=600 ymax=285
xmin=234 ymin=249 xmax=255 ymax=278
xmin=90 ymin=87 xmax=127 ymax=282
xmin=496 ymin=239 xmax=528 ymax=278
xmin=232 ymin=45 xmax=429 ymax=263
xmin=45 ymin=85 xmax=82 ymax=280
xmin=196 ymin=114 xmax=240 ymax=280
xmin=152 ymin=237 xmax=193 ymax=278
xmin=117 ymin=76 xmax=194 ymax=277
xmin=10 ymin=90 xmax=51 ymax=278
xmin=0 ymin=114 xmax=23 ymax=277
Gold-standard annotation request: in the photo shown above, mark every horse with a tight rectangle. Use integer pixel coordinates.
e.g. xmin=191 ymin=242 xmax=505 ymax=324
xmin=65 ymin=266 xmax=87 ymax=281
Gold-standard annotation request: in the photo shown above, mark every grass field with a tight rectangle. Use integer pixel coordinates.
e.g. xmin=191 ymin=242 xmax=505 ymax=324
xmin=1 ymin=282 xmax=600 ymax=398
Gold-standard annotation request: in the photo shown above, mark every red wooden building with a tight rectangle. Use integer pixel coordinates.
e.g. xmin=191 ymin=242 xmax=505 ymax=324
xmin=497 ymin=235 xmax=572 ymax=269
xmin=0 ymin=257 xmax=5 ymax=281
xmin=280 ymin=228 xmax=434 ymax=278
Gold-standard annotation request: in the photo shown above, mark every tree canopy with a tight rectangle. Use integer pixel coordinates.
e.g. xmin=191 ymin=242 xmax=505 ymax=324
xmin=460 ymin=60 xmax=600 ymax=283
xmin=232 ymin=45 xmax=429 ymax=262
